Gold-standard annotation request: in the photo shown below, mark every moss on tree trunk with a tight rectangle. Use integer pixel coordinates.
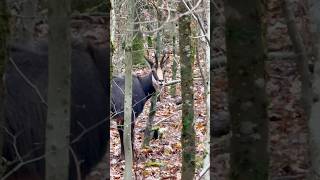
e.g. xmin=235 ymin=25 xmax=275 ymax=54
xmin=178 ymin=1 xmax=195 ymax=179
xmin=224 ymin=0 xmax=269 ymax=179
xmin=132 ymin=31 xmax=145 ymax=65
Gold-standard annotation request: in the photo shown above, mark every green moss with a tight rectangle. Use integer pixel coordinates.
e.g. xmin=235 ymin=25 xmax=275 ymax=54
xmin=144 ymin=160 xmax=163 ymax=167
xmin=147 ymin=36 xmax=153 ymax=47
xmin=110 ymin=59 xmax=113 ymax=78
xmin=132 ymin=33 xmax=145 ymax=65
xmin=111 ymin=41 xmax=115 ymax=54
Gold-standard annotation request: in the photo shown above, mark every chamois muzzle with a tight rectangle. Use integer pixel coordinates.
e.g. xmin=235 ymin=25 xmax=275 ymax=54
xmin=158 ymin=79 xmax=164 ymax=86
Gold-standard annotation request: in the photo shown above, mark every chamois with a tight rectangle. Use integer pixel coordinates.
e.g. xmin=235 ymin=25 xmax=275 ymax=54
xmin=111 ymin=52 xmax=169 ymax=159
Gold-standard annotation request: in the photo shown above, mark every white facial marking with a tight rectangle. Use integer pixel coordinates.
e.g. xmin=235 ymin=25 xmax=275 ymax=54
xmin=157 ymin=69 xmax=163 ymax=79
xmin=152 ymin=74 xmax=159 ymax=90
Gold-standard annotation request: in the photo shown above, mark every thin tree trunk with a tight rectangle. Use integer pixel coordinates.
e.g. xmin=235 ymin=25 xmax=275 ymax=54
xmin=132 ymin=5 xmax=144 ymax=66
xmin=123 ymin=0 xmax=134 ymax=179
xmin=201 ymin=0 xmax=210 ymax=179
xmin=170 ymin=28 xmax=177 ymax=97
xmin=15 ymin=0 xmax=38 ymax=41
xmin=282 ymin=0 xmax=311 ymax=119
xmin=123 ymin=44 xmax=133 ymax=179
xmin=307 ymin=0 xmax=320 ymax=179
xmin=144 ymin=10 xmax=162 ymax=146
xmin=142 ymin=94 xmax=156 ymax=147
xmin=178 ymin=1 xmax=195 ymax=179
xmin=45 ymin=0 xmax=71 ymax=179
xmin=210 ymin=1 xmax=215 ymax=178
xmin=0 ymin=0 xmax=9 ymax=176
xmin=110 ymin=0 xmax=116 ymax=53
xmin=104 ymin=2 xmax=111 ymax=179
xmin=224 ymin=0 xmax=269 ymax=179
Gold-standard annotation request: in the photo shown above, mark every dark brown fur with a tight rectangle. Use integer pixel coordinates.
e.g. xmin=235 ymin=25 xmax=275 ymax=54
xmin=3 ymin=40 xmax=109 ymax=180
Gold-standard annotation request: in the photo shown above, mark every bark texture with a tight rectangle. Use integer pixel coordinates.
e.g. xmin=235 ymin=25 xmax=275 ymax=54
xmin=46 ymin=0 xmax=71 ymax=179
xmin=224 ymin=0 xmax=269 ymax=179
xmin=178 ymin=2 xmax=195 ymax=179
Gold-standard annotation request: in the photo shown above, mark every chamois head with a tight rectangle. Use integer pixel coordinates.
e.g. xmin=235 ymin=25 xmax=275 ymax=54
xmin=144 ymin=51 xmax=169 ymax=90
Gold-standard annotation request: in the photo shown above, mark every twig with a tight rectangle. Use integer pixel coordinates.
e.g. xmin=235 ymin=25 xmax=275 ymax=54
xmin=69 ymin=146 xmax=82 ymax=180
xmin=9 ymin=57 xmax=47 ymax=107
xmin=1 ymin=155 xmax=45 ymax=180
xmin=195 ymin=42 xmax=208 ymax=91
xmin=197 ymin=163 xmax=210 ymax=180
xmin=154 ymin=110 xmax=181 ymax=126
xmin=182 ymin=0 xmax=209 ymax=44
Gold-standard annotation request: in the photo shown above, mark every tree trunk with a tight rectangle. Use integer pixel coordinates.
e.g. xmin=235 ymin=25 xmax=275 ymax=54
xmin=201 ymin=0 xmax=210 ymax=179
xmin=15 ymin=0 xmax=38 ymax=41
xmin=123 ymin=0 xmax=134 ymax=179
xmin=105 ymin=2 xmax=111 ymax=179
xmin=123 ymin=43 xmax=133 ymax=179
xmin=170 ymin=26 xmax=177 ymax=97
xmin=0 ymin=0 xmax=9 ymax=176
xmin=210 ymin=1 xmax=215 ymax=178
xmin=307 ymin=0 xmax=320 ymax=179
xmin=178 ymin=1 xmax=195 ymax=179
xmin=224 ymin=0 xmax=269 ymax=179
xmin=144 ymin=11 xmax=162 ymax=147
xmin=110 ymin=0 xmax=116 ymax=53
xmin=45 ymin=0 xmax=71 ymax=179
xmin=142 ymin=94 xmax=156 ymax=147
xmin=282 ymin=0 xmax=311 ymax=119
xmin=132 ymin=5 xmax=144 ymax=66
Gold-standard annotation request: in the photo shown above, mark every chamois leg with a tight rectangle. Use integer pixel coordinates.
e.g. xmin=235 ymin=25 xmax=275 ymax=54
xmin=116 ymin=117 xmax=125 ymax=160
xmin=131 ymin=116 xmax=135 ymax=159
xmin=116 ymin=116 xmax=134 ymax=160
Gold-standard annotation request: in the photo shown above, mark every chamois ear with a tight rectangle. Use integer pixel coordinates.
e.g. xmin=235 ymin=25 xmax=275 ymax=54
xmin=144 ymin=56 xmax=154 ymax=68
xmin=154 ymin=53 xmax=159 ymax=68
xmin=160 ymin=54 xmax=169 ymax=68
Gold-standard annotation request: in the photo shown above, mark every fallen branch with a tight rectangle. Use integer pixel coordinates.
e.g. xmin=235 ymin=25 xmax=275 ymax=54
xmin=165 ymin=79 xmax=180 ymax=86
xmin=211 ymin=51 xmax=299 ymax=70
xmin=272 ymin=174 xmax=306 ymax=180
xmin=165 ymin=78 xmax=203 ymax=86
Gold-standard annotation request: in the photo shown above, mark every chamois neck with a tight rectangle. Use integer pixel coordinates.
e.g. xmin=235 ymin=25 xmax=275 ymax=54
xmin=138 ymin=72 xmax=156 ymax=98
